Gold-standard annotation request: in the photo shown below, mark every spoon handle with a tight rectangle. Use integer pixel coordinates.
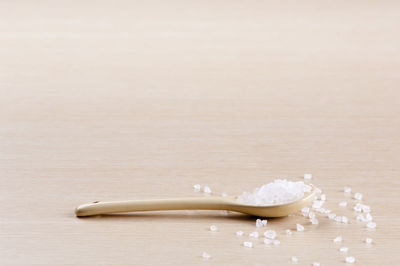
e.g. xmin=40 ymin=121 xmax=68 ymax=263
xmin=75 ymin=197 xmax=232 ymax=217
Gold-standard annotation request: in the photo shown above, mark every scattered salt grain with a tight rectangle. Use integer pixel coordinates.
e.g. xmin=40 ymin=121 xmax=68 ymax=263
xmin=209 ymin=225 xmax=217 ymax=231
xmin=339 ymin=201 xmax=347 ymax=207
xmin=273 ymin=240 xmax=280 ymax=246
xmin=320 ymin=194 xmax=326 ymax=201
xmin=203 ymin=186 xmax=212 ymax=194
xmin=236 ymin=231 xmax=244 ymax=236
xmin=328 ymin=213 xmax=337 ymax=220
xmin=264 ymin=238 xmax=272 ymax=245
xmin=366 ymin=222 xmax=376 ymax=229
xmin=345 ymin=256 xmax=355 ymax=263
xmin=312 ymin=200 xmax=324 ymax=209
xmin=366 ymin=213 xmax=373 ymax=221
xmin=256 ymin=219 xmax=263 ymax=228
xmin=354 ymin=193 xmax=363 ymax=201
xmin=296 ymin=224 xmax=304 ymax=232
xmin=304 ymin=174 xmax=312 ymax=180
xmin=333 ymin=236 xmax=343 ymax=243
xmin=262 ymin=219 xmax=268 ymax=226
xmin=237 ymin=179 xmax=312 ymax=205
xmin=193 ymin=184 xmax=201 ymax=192
xmin=291 ymin=256 xmax=298 ymax=263
xmin=365 ymin=237 xmax=373 ymax=244
xmin=341 ymin=216 xmax=349 ymax=224
xmin=335 ymin=216 xmax=342 ymax=223
xmin=243 ymin=241 xmax=253 ymax=248
xmin=311 ymin=218 xmax=319 ymax=225
xmin=202 ymin=252 xmax=211 ymax=259
xmin=344 ymin=187 xmax=352 ymax=193
xmin=312 ymin=262 xmax=320 ymax=266
xmin=264 ymin=230 xmax=277 ymax=239
xmin=286 ymin=229 xmax=292 ymax=235
xmin=340 ymin=247 xmax=349 ymax=253
xmin=249 ymin=231 xmax=259 ymax=238
xmin=221 ymin=192 xmax=228 ymax=197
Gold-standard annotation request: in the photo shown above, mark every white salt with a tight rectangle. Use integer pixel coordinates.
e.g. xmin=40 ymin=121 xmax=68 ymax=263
xmin=339 ymin=201 xmax=347 ymax=207
xmin=286 ymin=229 xmax=292 ymax=235
xmin=243 ymin=241 xmax=253 ymax=248
xmin=193 ymin=184 xmax=201 ymax=192
xmin=312 ymin=262 xmax=320 ymax=266
xmin=256 ymin=219 xmax=263 ymax=228
xmin=354 ymin=192 xmax=363 ymax=200
xmin=339 ymin=247 xmax=349 ymax=253
xmin=365 ymin=237 xmax=373 ymax=244
xmin=236 ymin=231 xmax=244 ymax=236
xmin=311 ymin=218 xmax=319 ymax=225
xmin=335 ymin=216 xmax=342 ymax=223
xmin=264 ymin=230 xmax=277 ymax=239
xmin=366 ymin=213 xmax=373 ymax=221
xmin=296 ymin=224 xmax=304 ymax=232
xmin=333 ymin=236 xmax=343 ymax=243
xmin=304 ymin=174 xmax=312 ymax=180
xmin=367 ymin=222 xmax=376 ymax=229
xmin=341 ymin=216 xmax=348 ymax=224
xmin=344 ymin=187 xmax=351 ymax=193
xmin=221 ymin=192 xmax=228 ymax=197
xmin=237 ymin=179 xmax=312 ymax=206
xmin=203 ymin=186 xmax=212 ymax=194
xmin=320 ymin=194 xmax=326 ymax=201
xmin=262 ymin=219 xmax=268 ymax=226
xmin=328 ymin=213 xmax=336 ymax=220
xmin=273 ymin=240 xmax=280 ymax=246
xmin=202 ymin=252 xmax=211 ymax=259
xmin=291 ymin=256 xmax=298 ymax=263
xmin=308 ymin=212 xmax=315 ymax=219
xmin=249 ymin=231 xmax=259 ymax=238
xmin=312 ymin=200 xmax=324 ymax=209
xmin=264 ymin=238 xmax=272 ymax=244
xmin=345 ymin=256 xmax=355 ymax=263
xmin=209 ymin=225 xmax=217 ymax=231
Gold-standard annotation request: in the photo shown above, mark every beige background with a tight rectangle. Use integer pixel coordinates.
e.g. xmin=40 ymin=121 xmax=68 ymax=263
xmin=1 ymin=0 xmax=399 ymax=265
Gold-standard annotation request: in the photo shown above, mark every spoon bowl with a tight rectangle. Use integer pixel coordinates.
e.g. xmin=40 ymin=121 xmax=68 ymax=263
xmin=75 ymin=185 xmax=317 ymax=217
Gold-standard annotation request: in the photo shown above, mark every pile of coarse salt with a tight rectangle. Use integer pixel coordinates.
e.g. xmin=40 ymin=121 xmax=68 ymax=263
xmin=236 ymin=179 xmax=312 ymax=205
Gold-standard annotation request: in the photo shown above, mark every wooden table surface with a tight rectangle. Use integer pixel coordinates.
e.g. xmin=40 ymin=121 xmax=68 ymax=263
xmin=1 ymin=1 xmax=399 ymax=265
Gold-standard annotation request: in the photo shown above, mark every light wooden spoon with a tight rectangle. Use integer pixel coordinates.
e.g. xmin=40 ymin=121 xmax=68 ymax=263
xmin=75 ymin=185 xmax=317 ymax=217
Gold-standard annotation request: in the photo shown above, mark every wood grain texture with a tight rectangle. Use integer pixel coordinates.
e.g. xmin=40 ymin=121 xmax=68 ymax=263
xmin=1 ymin=0 xmax=399 ymax=265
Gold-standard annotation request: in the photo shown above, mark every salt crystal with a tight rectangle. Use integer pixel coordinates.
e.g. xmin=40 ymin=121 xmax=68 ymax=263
xmin=328 ymin=213 xmax=337 ymax=220
xmin=249 ymin=231 xmax=259 ymax=238
xmin=345 ymin=256 xmax=355 ymax=263
xmin=264 ymin=230 xmax=277 ymax=239
xmin=365 ymin=237 xmax=373 ymax=244
xmin=202 ymin=252 xmax=211 ymax=259
xmin=354 ymin=193 xmax=363 ymax=200
xmin=333 ymin=236 xmax=343 ymax=243
xmin=302 ymin=207 xmax=310 ymax=214
xmin=339 ymin=247 xmax=349 ymax=253
xmin=308 ymin=212 xmax=315 ymax=219
xmin=339 ymin=201 xmax=347 ymax=207
xmin=286 ymin=229 xmax=292 ymax=235
xmin=320 ymin=194 xmax=326 ymax=201
xmin=311 ymin=218 xmax=319 ymax=225
xmin=237 ymin=179 xmax=312 ymax=205
xmin=304 ymin=174 xmax=312 ymax=180
xmin=243 ymin=241 xmax=253 ymax=248
xmin=236 ymin=231 xmax=244 ymax=236
xmin=221 ymin=192 xmax=228 ymax=197
xmin=357 ymin=214 xmax=367 ymax=222
xmin=193 ymin=184 xmax=201 ymax=192
xmin=312 ymin=200 xmax=324 ymax=209
xmin=335 ymin=216 xmax=342 ymax=223
xmin=296 ymin=224 xmax=304 ymax=232
xmin=203 ymin=186 xmax=212 ymax=194
xmin=291 ymin=256 xmax=298 ymax=263
xmin=209 ymin=225 xmax=217 ymax=231
xmin=273 ymin=240 xmax=280 ymax=246
xmin=312 ymin=262 xmax=320 ymax=266
xmin=264 ymin=238 xmax=272 ymax=244
xmin=341 ymin=216 xmax=348 ymax=224
xmin=256 ymin=219 xmax=263 ymax=228
xmin=344 ymin=187 xmax=351 ymax=193
xmin=262 ymin=219 xmax=268 ymax=226
xmin=366 ymin=222 xmax=376 ymax=229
